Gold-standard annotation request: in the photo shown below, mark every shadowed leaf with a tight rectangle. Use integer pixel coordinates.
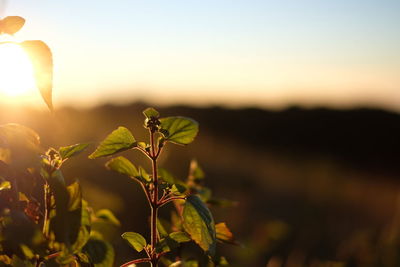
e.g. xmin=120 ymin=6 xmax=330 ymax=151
xmin=0 ymin=123 xmax=41 ymax=168
xmin=160 ymin=117 xmax=199 ymax=145
xmin=83 ymin=234 xmax=115 ymax=267
xmin=20 ymin=40 xmax=53 ymax=111
xmin=89 ymin=127 xmax=136 ymax=159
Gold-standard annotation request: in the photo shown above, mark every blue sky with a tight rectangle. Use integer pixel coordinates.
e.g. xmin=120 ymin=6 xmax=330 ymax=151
xmin=2 ymin=0 xmax=400 ymax=110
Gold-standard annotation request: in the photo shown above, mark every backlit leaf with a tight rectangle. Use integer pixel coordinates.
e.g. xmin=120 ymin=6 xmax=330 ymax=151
xmin=160 ymin=117 xmax=199 ymax=145
xmin=216 ymin=222 xmax=237 ymax=245
xmin=89 ymin=127 xmax=136 ymax=158
xmin=143 ymin=107 xmax=160 ymax=118
xmin=59 ymin=143 xmax=90 ymax=160
xmin=105 ymin=156 xmax=139 ymax=178
xmin=183 ymin=195 xmax=216 ymax=255
xmin=0 ymin=180 xmax=11 ymax=191
xmin=121 ymin=232 xmax=147 ymax=252
xmin=20 ymin=40 xmax=53 ymax=111
xmin=0 ymin=16 xmax=25 ymax=34
xmin=138 ymin=166 xmax=151 ymax=183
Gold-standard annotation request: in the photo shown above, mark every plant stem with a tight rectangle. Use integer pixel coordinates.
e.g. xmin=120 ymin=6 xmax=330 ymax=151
xmin=120 ymin=258 xmax=151 ymax=267
xmin=42 ymin=181 xmax=50 ymax=237
xmin=150 ymin=130 xmax=159 ymax=266
xmin=158 ymin=196 xmax=186 ymax=208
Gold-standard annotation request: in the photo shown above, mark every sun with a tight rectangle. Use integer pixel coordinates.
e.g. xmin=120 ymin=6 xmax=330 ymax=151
xmin=0 ymin=43 xmax=36 ymax=97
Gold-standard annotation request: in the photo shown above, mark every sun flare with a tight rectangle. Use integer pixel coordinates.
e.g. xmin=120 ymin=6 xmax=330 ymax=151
xmin=0 ymin=43 xmax=36 ymax=98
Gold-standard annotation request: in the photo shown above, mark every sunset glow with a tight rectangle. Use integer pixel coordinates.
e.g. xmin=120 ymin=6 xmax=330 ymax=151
xmin=0 ymin=43 xmax=36 ymax=98
xmin=3 ymin=0 xmax=400 ymax=110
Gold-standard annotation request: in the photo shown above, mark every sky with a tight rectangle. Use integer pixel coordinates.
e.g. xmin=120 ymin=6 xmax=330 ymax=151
xmin=1 ymin=0 xmax=400 ymax=110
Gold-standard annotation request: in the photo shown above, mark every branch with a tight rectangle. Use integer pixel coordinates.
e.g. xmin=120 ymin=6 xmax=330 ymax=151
xmin=45 ymin=252 xmax=61 ymax=259
xmin=120 ymin=258 xmax=151 ymax=267
xmin=140 ymin=182 xmax=152 ymax=206
xmin=159 ymin=196 xmax=186 ymax=208
xmin=158 ymin=189 xmax=169 ymax=203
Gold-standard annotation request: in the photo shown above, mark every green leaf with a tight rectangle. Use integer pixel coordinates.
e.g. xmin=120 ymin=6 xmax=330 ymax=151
xmin=160 ymin=117 xmax=199 ymax=145
xmin=143 ymin=107 xmax=160 ymax=118
xmin=0 ymin=16 xmax=25 ymax=34
xmin=59 ymin=143 xmax=90 ymax=160
xmin=89 ymin=127 xmax=136 ymax=159
xmin=121 ymin=232 xmax=147 ymax=252
xmin=106 ymin=156 xmax=151 ymax=183
xmin=20 ymin=40 xmax=53 ymax=111
xmin=105 ymin=156 xmax=139 ymax=178
xmin=138 ymin=166 xmax=151 ymax=183
xmin=183 ymin=195 xmax=216 ymax=255
xmin=169 ymin=231 xmax=191 ymax=243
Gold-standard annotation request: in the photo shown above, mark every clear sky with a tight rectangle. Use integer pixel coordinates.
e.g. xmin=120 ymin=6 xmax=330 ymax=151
xmin=2 ymin=0 xmax=400 ymax=110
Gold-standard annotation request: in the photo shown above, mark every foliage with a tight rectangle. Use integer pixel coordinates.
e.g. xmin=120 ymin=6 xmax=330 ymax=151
xmin=0 ymin=124 xmax=119 ymax=266
xmin=91 ymin=108 xmax=237 ymax=267
xmin=0 ymin=16 xmax=119 ymax=266
xmin=0 ymin=15 xmax=236 ymax=267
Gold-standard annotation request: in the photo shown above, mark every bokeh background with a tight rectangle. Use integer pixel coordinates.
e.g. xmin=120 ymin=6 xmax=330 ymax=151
xmin=1 ymin=1 xmax=400 ymax=266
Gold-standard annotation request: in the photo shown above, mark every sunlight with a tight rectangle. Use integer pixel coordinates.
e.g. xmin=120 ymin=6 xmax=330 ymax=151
xmin=0 ymin=43 xmax=36 ymax=98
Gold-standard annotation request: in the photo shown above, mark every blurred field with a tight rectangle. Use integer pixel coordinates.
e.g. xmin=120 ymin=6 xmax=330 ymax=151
xmin=1 ymin=103 xmax=400 ymax=266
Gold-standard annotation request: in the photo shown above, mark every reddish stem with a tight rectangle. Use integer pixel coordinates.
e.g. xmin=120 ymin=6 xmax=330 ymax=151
xmin=120 ymin=258 xmax=151 ymax=267
xmin=159 ymin=196 xmax=186 ymax=208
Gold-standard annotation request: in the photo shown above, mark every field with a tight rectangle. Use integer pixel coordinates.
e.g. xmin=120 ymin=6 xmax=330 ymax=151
xmin=2 ymin=103 xmax=399 ymax=266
